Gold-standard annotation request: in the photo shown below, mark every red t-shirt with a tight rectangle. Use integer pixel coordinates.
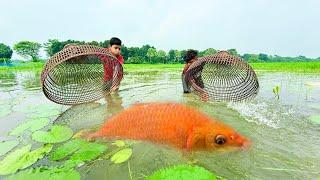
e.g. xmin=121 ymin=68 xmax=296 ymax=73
xmin=97 ymin=48 xmax=124 ymax=82
xmin=116 ymin=54 xmax=124 ymax=64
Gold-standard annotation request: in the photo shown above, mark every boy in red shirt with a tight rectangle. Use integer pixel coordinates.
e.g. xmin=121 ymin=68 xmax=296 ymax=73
xmin=101 ymin=37 xmax=124 ymax=92
xmin=108 ymin=37 xmax=124 ymax=64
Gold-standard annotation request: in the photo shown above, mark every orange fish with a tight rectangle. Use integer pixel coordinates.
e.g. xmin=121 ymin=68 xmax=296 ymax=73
xmin=88 ymin=102 xmax=251 ymax=151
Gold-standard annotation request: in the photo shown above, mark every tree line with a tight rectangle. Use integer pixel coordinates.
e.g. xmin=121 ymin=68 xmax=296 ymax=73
xmin=1 ymin=40 xmax=319 ymax=64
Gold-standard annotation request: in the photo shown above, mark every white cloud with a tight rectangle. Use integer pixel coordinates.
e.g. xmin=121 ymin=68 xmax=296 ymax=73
xmin=1 ymin=0 xmax=320 ymax=58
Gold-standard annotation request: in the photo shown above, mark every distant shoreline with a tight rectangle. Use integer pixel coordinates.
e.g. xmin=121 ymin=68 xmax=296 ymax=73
xmin=0 ymin=61 xmax=320 ymax=73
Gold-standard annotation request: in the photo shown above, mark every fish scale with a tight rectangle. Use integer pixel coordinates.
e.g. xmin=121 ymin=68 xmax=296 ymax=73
xmin=88 ymin=102 xmax=250 ymax=151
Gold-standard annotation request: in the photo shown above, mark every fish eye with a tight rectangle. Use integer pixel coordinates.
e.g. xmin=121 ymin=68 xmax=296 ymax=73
xmin=215 ymin=135 xmax=226 ymax=145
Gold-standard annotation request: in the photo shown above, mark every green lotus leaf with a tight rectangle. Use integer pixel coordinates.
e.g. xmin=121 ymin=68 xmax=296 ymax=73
xmin=0 ymin=144 xmax=52 ymax=175
xmin=147 ymin=164 xmax=216 ymax=180
xmin=111 ymin=148 xmax=132 ymax=164
xmin=0 ymin=140 xmax=19 ymax=157
xmin=32 ymin=125 xmax=73 ymax=143
xmin=9 ymin=118 xmax=50 ymax=136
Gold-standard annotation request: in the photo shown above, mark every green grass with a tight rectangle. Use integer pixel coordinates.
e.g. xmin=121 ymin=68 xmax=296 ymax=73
xmin=123 ymin=64 xmax=182 ymax=72
xmin=1 ymin=61 xmax=320 ymax=73
xmin=250 ymin=62 xmax=320 ymax=73
xmin=0 ymin=62 xmax=44 ymax=72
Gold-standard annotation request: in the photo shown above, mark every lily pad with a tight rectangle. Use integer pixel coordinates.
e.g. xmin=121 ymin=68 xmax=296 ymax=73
xmin=9 ymin=118 xmax=50 ymax=136
xmin=49 ymin=139 xmax=85 ymax=161
xmin=68 ymin=141 xmax=106 ymax=163
xmin=0 ymin=140 xmax=19 ymax=157
xmin=147 ymin=164 xmax=216 ymax=180
xmin=6 ymin=165 xmax=80 ymax=180
xmin=32 ymin=125 xmax=73 ymax=143
xmin=50 ymin=139 xmax=107 ymax=166
xmin=112 ymin=140 xmax=126 ymax=147
xmin=0 ymin=144 xmax=52 ymax=175
xmin=0 ymin=145 xmax=31 ymax=175
xmin=111 ymin=148 xmax=132 ymax=164
xmin=309 ymin=115 xmax=320 ymax=124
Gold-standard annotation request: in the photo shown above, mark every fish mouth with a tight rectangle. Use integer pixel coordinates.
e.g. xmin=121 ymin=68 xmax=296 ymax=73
xmin=234 ymin=136 xmax=251 ymax=150
xmin=241 ymin=139 xmax=251 ymax=150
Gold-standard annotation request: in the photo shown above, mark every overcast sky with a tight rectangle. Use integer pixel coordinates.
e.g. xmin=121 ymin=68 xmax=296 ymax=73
xmin=1 ymin=0 xmax=320 ymax=59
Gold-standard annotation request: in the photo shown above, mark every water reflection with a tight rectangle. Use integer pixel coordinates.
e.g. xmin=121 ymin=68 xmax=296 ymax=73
xmin=0 ymin=72 xmax=17 ymax=91
xmin=104 ymin=91 xmax=124 ymax=114
xmin=21 ymin=71 xmax=41 ymax=90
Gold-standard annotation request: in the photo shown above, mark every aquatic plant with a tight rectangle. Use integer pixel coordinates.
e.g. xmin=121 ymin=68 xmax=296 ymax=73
xmin=49 ymin=139 xmax=107 ymax=166
xmin=32 ymin=125 xmax=73 ymax=143
xmin=272 ymin=85 xmax=280 ymax=100
xmin=0 ymin=140 xmax=19 ymax=157
xmin=147 ymin=164 xmax=216 ymax=180
xmin=9 ymin=118 xmax=50 ymax=136
xmin=5 ymin=165 xmax=80 ymax=180
xmin=110 ymin=148 xmax=133 ymax=164
xmin=0 ymin=144 xmax=52 ymax=175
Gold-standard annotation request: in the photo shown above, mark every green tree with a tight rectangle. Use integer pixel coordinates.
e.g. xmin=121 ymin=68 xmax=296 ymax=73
xmin=242 ymin=54 xmax=259 ymax=62
xmin=0 ymin=43 xmax=13 ymax=63
xmin=227 ymin=49 xmax=238 ymax=56
xmin=121 ymin=45 xmax=129 ymax=61
xmin=146 ymin=47 xmax=157 ymax=63
xmin=99 ymin=40 xmax=110 ymax=48
xmin=168 ymin=50 xmax=175 ymax=63
xmin=156 ymin=50 xmax=167 ymax=63
xmin=13 ymin=41 xmax=41 ymax=61
xmin=44 ymin=39 xmax=86 ymax=57
xmin=87 ymin=41 xmax=99 ymax=46
xmin=174 ymin=50 xmax=182 ymax=63
xmin=180 ymin=50 xmax=187 ymax=63
xmin=258 ymin=53 xmax=269 ymax=62
xmin=140 ymin=44 xmax=152 ymax=60
xmin=201 ymin=48 xmax=217 ymax=56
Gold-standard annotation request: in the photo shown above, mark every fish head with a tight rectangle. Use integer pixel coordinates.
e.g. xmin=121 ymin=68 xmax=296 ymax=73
xmin=204 ymin=124 xmax=251 ymax=151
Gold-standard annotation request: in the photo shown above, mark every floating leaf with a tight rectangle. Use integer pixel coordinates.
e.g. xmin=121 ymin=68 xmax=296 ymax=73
xmin=0 ymin=140 xmax=19 ymax=157
xmin=68 ymin=141 xmax=106 ymax=163
xmin=0 ymin=145 xmax=31 ymax=175
xmin=111 ymin=148 xmax=132 ymax=164
xmin=9 ymin=118 xmax=50 ymax=136
xmin=32 ymin=125 xmax=73 ymax=143
xmin=309 ymin=115 xmax=320 ymax=124
xmin=112 ymin=140 xmax=126 ymax=147
xmin=6 ymin=165 xmax=80 ymax=180
xmin=50 ymin=139 xmax=107 ymax=167
xmin=147 ymin=165 xmax=216 ymax=180
xmin=20 ymin=144 xmax=53 ymax=169
xmin=0 ymin=144 xmax=52 ymax=175
xmin=49 ymin=139 xmax=85 ymax=161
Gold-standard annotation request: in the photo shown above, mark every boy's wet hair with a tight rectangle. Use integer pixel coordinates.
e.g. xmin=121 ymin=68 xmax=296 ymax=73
xmin=183 ymin=50 xmax=198 ymax=63
xmin=109 ymin=37 xmax=122 ymax=46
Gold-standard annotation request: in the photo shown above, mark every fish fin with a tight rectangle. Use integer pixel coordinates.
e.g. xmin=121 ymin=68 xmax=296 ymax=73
xmin=86 ymin=132 xmax=102 ymax=141
xmin=186 ymin=128 xmax=203 ymax=150
xmin=131 ymin=102 xmax=148 ymax=107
